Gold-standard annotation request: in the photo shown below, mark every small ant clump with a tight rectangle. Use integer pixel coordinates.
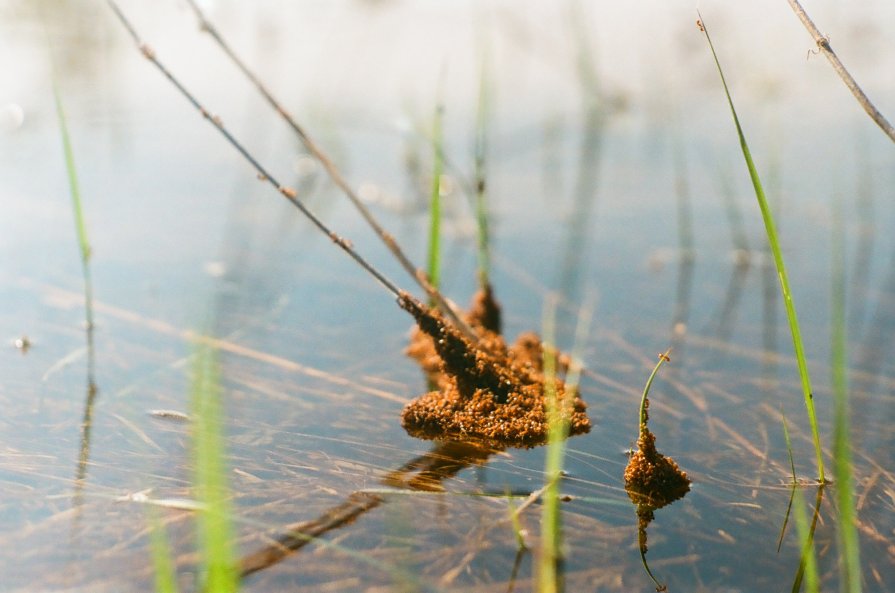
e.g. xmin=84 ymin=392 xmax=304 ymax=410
xmin=623 ymin=398 xmax=691 ymax=505
xmin=623 ymin=352 xmax=690 ymax=505
xmin=398 ymin=289 xmax=589 ymax=448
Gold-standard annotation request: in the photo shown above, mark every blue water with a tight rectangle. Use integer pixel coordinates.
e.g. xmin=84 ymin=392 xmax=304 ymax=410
xmin=1 ymin=1 xmax=894 ymax=591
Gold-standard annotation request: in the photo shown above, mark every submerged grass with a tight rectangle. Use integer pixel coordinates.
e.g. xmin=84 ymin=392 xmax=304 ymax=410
xmin=698 ymin=14 xmax=826 ymax=483
xmin=146 ymin=339 xmax=237 ymax=592
xmin=148 ymin=508 xmax=179 ymax=593
xmin=189 ymin=340 xmax=239 ymax=592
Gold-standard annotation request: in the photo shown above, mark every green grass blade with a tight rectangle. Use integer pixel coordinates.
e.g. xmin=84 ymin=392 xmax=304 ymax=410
xmin=51 ymin=83 xmax=92 ymax=267
xmin=790 ymin=487 xmax=821 ymax=593
xmin=638 ymin=350 xmax=671 ymax=435
xmin=831 ymin=194 xmax=862 ymax=593
xmin=473 ymin=56 xmax=491 ymax=287
xmin=426 ymin=101 xmax=445 ymax=298
xmin=537 ymin=296 xmax=593 ymax=593
xmin=538 ymin=295 xmax=564 ymax=593
xmin=148 ymin=508 xmax=180 ymax=593
xmin=51 ymin=79 xmax=94 ymax=333
xmin=190 ymin=341 xmax=238 ymax=592
xmin=698 ymin=14 xmax=825 ymax=483
xmin=505 ymin=493 xmax=529 ymax=551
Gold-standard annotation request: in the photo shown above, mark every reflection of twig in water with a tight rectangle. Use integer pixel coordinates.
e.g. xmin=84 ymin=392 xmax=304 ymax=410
xmin=555 ymin=2 xmax=606 ymax=306
xmin=627 ymin=490 xmax=690 ymax=593
xmin=669 ymin=258 xmax=694 ymax=359
xmin=848 ymin=147 xmax=875 ymax=336
xmin=239 ymin=440 xmax=500 ymax=578
xmin=74 ymin=357 xmax=98 ymax=505
xmin=239 ymin=490 xmax=384 ymax=578
xmin=790 ymin=485 xmax=825 ymax=593
xmin=715 ymin=162 xmax=750 ymax=255
xmin=706 ymin=259 xmax=751 ymax=348
xmin=556 ymin=105 xmax=603 ymax=303
xmin=761 ymin=252 xmax=780 ymax=388
xmin=635 ymin=504 xmax=666 ymax=592
xmin=776 ymin=408 xmax=799 ymax=553
xmin=505 ymin=546 xmax=527 ymax=593
xmin=668 ymin=124 xmax=695 ymax=359
xmin=855 ymin=243 xmax=895 ymax=387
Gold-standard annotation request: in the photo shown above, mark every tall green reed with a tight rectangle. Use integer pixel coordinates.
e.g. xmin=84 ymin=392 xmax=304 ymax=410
xmin=791 ymin=486 xmax=820 ymax=593
xmin=538 ymin=296 xmax=591 ymax=593
xmin=426 ymin=99 xmax=445 ymax=300
xmin=538 ymin=297 xmax=563 ymax=593
xmin=51 ymin=81 xmax=94 ymax=331
xmin=148 ymin=507 xmax=179 ymax=593
xmin=190 ymin=341 xmax=239 ymax=592
xmin=831 ymin=194 xmax=861 ymax=593
xmin=473 ymin=57 xmax=492 ymax=288
xmin=698 ymin=14 xmax=826 ymax=483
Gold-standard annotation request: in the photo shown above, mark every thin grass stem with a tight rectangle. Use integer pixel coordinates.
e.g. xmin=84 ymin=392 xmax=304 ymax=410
xmin=698 ymin=14 xmax=826 ymax=483
xmin=51 ymin=82 xmax=94 ymax=333
xmin=831 ymin=193 xmax=862 ymax=593
xmin=538 ymin=294 xmax=564 ymax=593
xmin=638 ymin=349 xmax=671 ymax=437
xmin=148 ymin=508 xmax=180 ymax=593
xmin=473 ymin=55 xmax=492 ymax=288
xmin=776 ymin=408 xmax=798 ymax=553
xmin=190 ymin=340 xmax=238 ymax=592
xmin=426 ymin=101 xmax=444 ymax=299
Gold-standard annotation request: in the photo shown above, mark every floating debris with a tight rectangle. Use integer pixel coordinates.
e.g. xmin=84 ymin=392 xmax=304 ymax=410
xmin=149 ymin=409 xmax=191 ymax=422
xmin=13 ymin=335 xmax=31 ymax=353
xmin=399 ymin=289 xmax=590 ymax=448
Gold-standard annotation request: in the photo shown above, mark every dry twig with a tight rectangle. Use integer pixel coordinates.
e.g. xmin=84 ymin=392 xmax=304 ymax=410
xmin=786 ymin=0 xmax=895 ymax=143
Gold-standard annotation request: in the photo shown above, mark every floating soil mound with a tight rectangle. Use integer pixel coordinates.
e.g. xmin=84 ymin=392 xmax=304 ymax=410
xmin=398 ymin=289 xmax=590 ymax=448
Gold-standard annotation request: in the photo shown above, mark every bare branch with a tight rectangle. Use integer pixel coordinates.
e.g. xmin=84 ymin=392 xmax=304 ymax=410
xmin=786 ymin=0 xmax=895 ymax=143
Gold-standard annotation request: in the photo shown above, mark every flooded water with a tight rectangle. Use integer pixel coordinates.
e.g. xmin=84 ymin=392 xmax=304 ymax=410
xmin=2 ymin=1 xmax=894 ymax=591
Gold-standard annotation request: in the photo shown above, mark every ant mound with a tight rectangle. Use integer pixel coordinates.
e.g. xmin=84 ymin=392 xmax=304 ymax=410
xmin=623 ymin=402 xmax=690 ymax=506
xmin=399 ymin=291 xmax=590 ymax=449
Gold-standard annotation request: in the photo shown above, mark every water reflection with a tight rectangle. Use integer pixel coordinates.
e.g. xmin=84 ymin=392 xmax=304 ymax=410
xmin=554 ymin=5 xmax=606 ymax=307
xmin=625 ymin=486 xmax=689 ymax=592
xmin=239 ymin=440 xmax=500 ymax=578
xmin=789 ymin=485 xmax=825 ymax=593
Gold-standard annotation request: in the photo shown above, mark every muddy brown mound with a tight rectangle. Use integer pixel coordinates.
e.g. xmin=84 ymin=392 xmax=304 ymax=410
xmin=398 ymin=292 xmax=590 ymax=448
